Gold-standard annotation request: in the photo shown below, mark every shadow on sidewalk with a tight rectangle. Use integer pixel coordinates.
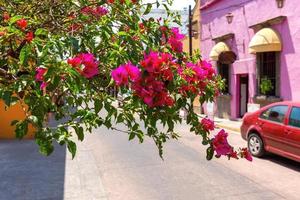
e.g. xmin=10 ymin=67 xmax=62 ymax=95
xmin=0 ymin=140 xmax=66 ymax=200
xmin=261 ymin=154 xmax=300 ymax=172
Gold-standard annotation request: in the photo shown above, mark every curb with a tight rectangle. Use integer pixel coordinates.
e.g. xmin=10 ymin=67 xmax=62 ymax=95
xmin=215 ymin=123 xmax=241 ymax=133
xmin=197 ymin=113 xmax=241 ymax=133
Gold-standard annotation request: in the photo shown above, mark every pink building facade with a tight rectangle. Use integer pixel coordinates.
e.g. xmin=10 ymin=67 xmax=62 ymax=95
xmin=200 ymin=0 xmax=300 ymax=119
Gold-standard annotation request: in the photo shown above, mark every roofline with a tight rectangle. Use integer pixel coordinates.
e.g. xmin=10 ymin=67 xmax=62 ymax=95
xmin=200 ymin=0 xmax=222 ymax=10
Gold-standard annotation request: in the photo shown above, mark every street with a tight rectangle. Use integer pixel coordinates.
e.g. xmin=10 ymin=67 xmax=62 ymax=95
xmin=1 ymin=122 xmax=300 ymax=200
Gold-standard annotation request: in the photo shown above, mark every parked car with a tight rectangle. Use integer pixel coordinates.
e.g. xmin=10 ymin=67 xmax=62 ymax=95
xmin=241 ymin=101 xmax=300 ymax=162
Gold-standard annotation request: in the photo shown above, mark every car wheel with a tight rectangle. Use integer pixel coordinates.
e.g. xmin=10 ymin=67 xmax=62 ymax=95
xmin=247 ymin=133 xmax=265 ymax=157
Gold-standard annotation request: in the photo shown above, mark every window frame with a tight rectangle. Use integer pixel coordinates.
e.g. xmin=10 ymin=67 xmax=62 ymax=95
xmin=288 ymin=106 xmax=300 ymax=129
xmin=259 ymin=105 xmax=289 ymax=125
xmin=217 ymin=61 xmax=230 ymax=95
xmin=256 ymin=51 xmax=280 ymax=97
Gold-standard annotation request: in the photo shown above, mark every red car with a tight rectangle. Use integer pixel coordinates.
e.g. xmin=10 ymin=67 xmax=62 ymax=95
xmin=241 ymin=101 xmax=300 ymax=162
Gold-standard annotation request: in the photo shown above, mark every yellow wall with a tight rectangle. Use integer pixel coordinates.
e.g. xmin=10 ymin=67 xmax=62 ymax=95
xmin=182 ymin=1 xmax=202 ymax=111
xmin=0 ymin=100 xmax=35 ymax=139
xmin=183 ymin=0 xmax=200 ymax=54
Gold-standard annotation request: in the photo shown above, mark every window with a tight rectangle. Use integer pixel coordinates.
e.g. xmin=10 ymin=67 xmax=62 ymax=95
xmin=217 ymin=62 xmax=229 ymax=94
xmin=289 ymin=107 xmax=300 ymax=128
xmin=260 ymin=105 xmax=288 ymax=123
xmin=257 ymin=52 xmax=278 ymax=96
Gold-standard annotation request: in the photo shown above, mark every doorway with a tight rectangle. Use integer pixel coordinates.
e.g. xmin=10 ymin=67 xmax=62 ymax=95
xmin=239 ymin=75 xmax=249 ymax=117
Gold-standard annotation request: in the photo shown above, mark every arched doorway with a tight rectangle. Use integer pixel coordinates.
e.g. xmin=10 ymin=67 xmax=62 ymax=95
xmin=209 ymin=42 xmax=237 ymax=118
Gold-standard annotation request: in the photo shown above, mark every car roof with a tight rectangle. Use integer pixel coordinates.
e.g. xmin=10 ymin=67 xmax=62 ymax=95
xmin=266 ymin=101 xmax=300 ymax=107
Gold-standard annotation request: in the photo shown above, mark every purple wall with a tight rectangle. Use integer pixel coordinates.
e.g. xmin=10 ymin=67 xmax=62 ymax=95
xmin=200 ymin=0 xmax=300 ymax=118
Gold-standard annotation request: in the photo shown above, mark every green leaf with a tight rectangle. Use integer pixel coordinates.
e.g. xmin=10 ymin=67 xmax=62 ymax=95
xmin=94 ymin=99 xmax=103 ymax=114
xmin=8 ymin=15 xmax=23 ymax=25
xmin=38 ymin=141 xmax=54 ymax=156
xmin=2 ymin=91 xmax=12 ymax=106
xmin=15 ymin=121 xmax=29 ymax=139
xmin=67 ymin=140 xmax=77 ymax=159
xmin=19 ymin=45 xmax=30 ymax=65
xmin=206 ymin=146 xmax=214 ymax=160
xmin=35 ymin=28 xmax=48 ymax=36
xmin=144 ymin=3 xmax=152 ymax=15
xmin=116 ymin=113 xmax=124 ymax=123
xmin=118 ymin=31 xmax=128 ymax=37
xmin=136 ymin=130 xmax=144 ymax=143
xmin=129 ymin=132 xmax=135 ymax=140
xmin=73 ymin=126 xmax=84 ymax=141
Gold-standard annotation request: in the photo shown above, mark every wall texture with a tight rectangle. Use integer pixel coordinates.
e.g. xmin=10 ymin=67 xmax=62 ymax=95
xmin=201 ymin=0 xmax=300 ymax=118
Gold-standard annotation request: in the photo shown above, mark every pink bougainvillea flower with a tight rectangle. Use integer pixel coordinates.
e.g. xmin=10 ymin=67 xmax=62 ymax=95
xmin=35 ymin=67 xmax=48 ymax=90
xmin=16 ymin=18 xmax=27 ymax=30
xmin=112 ymin=63 xmax=141 ymax=86
xmin=212 ymin=129 xmax=232 ymax=157
xmin=162 ymin=68 xmax=173 ymax=81
xmin=68 ymin=53 xmax=99 ymax=79
xmin=200 ymin=60 xmax=215 ymax=78
xmin=81 ymin=6 xmax=108 ymax=18
xmin=127 ymin=51 xmax=176 ymax=108
xmin=165 ymin=96 xmax=175 ymax=106
xmin=40 ymin=82 xmax=48 ymax=90
xmin=81 ymin=65 xmax=99 ymax=78
xmin=67 ymin=57 xmax=82 ymax=67
xmin=201 ymin=118 xmax=215 ymax=132
xmin=78 ymin=53 xmax=98 ymax=68
xmin=124 ymin=63 xmax=141 ymax=82
xmin=25 ymin=31 xmax=34 ymax=43
xmin=35 ymin=67 xmax=47 ymax=82
xmin=241 ymin=148 xmax=253 ymax=161
xmin=229 ymin=150 xmax=239 ymax=159
xmin=81 ymin=6 xmax=94 ymax=15
xmin=168 ymin=27 xmax=185 ymax=53
xmin=95 ymin=6 xmax=109 ymax=16
xmin=112 ymin=66 xmax=129 ymax=86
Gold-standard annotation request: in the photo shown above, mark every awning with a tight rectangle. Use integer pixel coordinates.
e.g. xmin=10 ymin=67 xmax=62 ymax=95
xmin=209 ymin=42 xmax=230 ymax=61
xmin=249 ymin=28 xmax=282 ymax=54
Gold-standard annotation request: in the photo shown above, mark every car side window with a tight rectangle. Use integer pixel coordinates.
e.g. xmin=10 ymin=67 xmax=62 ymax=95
xmin=289 ymin=107 xmax=300 ymax=128
xmin=260 ymin=105 xmax=288 ymax=123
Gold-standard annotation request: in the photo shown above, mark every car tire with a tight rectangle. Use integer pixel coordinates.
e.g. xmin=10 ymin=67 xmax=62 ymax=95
xmin=247 ymin=133 xmax=265 ymax=157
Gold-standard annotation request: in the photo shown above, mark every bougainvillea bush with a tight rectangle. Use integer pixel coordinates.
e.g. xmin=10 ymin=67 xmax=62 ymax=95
xmin=0 ymin=0 xmax=251 ymax=161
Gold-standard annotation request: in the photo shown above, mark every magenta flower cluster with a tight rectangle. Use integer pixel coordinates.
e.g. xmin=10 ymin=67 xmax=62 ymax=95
xmin=81 ymin=6 xmax=109 ymax=17
xmin=201 ymin=118 xmax=215 ymax=132
xmin=211 ymin=129 xmax=252 ymax=161
xmin=35 ymin=67 xmax=48 ymax=90
xmin=167 ymin=27 xmax=185 ymax=53
xmin=111 ymin=63 xmax=141 ymax=86
xmin=112 ymin=51 xmax=176 ymax=107
xmin=68 ymin=53 xmax=99 ymax=79
xmin=178 ymin=60 xmax=216 ymax=97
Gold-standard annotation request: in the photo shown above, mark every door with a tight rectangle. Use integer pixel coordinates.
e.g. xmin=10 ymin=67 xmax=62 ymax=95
xmin=258 ymin=105 xmax=289 ymax=152
xmin=240 ymin=76 xmax=248 ymax=117
xmin=284 ymin=106 xmax=300 ymax=159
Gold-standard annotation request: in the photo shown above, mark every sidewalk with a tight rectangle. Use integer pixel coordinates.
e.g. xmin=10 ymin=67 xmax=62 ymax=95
xmin=198 ymin=114 xmax=242 ymax=133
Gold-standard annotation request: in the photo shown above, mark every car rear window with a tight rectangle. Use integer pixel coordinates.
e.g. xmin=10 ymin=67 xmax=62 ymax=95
xmin=289 ymin=107 xmax=300 ymax=128
xmin=260 ymin=105 xmax=288 ymax=123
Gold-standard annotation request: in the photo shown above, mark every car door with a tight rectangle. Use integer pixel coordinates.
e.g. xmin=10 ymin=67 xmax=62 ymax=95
xmin=257 ymin=105 xmax=289 ymax=152
xmin=283 ymin=106 xmax=300 ymax=159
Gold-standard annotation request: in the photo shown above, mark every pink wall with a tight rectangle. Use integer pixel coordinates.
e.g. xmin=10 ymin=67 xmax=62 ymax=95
xmin=200 ymin=0 xmax=300 ymax=118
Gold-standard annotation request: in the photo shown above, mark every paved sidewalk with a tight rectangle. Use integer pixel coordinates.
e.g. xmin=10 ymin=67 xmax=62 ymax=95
xmin=198 ymin=114 xmax=242 ymax=133
xmin=0 ymin=140 xmax=107 ymax=200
